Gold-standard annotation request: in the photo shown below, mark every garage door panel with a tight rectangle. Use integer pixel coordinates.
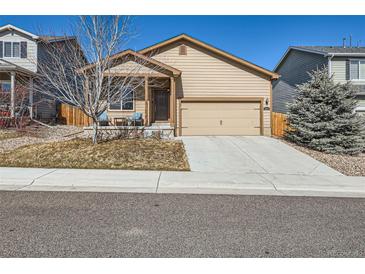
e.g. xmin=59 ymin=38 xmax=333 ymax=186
xmin=183 ymin=118 xmax=260 ymax=128
xmin=183 ymin=102 xmax=259 ymax=110
xmin=181 ymin=101 xmax=262 ymax=136
xmin=182 ymin=127 xmax=260 ymax=136
xmin=182 ymin=109 xmax=260 ymax=119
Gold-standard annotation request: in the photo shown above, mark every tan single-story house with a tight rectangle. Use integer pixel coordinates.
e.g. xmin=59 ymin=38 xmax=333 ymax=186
xmin=100 ymin=34 xmax=279 ymax=136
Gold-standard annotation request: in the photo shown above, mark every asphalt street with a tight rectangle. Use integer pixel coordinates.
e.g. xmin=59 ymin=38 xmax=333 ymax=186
xmin=0 ymin=191 xmax=364 ymax=257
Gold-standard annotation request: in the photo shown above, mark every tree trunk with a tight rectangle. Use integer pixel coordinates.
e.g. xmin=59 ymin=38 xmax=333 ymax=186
xmin=92 ymin=119 xmax=98 ymax=144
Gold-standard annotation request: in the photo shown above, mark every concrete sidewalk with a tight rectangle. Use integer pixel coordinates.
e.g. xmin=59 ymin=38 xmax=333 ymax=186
xmin=1 ymin=167 xmax=364 ymax=198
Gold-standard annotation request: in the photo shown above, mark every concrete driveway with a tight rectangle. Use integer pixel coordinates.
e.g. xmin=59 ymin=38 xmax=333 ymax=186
xmin=181 ymin=136 xmax=341 ymax=176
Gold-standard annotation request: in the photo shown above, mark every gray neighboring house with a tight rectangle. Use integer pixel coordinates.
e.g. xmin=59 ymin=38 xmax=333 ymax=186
xmin=273 ymin=46 xmax=365 ymax=114
xmin=0 ymin=24 xmax=81 ymax=121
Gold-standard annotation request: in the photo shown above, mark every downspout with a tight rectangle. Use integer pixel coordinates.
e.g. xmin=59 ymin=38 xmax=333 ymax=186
xmin=327 ymin=54 xmax=334 ymax=77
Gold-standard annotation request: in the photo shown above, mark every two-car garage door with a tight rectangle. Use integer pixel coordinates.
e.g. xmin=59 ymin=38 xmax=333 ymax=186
xmin=180 ymin=100 xmax=262 ymax=136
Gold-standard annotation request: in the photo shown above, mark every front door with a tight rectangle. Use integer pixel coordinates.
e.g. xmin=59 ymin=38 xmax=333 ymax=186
xmin=154 ymin=90 xmax=169 ymax=121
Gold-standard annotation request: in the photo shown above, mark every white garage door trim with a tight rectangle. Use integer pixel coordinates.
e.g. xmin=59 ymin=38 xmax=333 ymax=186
xmin=179 ymin=97 xmax=264 ymax=136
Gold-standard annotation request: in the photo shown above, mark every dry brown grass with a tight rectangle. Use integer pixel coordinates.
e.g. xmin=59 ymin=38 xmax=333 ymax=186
xmin=0 ymin=130 xmax=24 ymax=141
xmin=0 ymin=138 xmax=190 ymax=171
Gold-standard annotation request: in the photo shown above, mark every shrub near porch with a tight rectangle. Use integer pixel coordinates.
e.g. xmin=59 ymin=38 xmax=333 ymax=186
xmin=0 ymin=138 xmax=190 ymax=171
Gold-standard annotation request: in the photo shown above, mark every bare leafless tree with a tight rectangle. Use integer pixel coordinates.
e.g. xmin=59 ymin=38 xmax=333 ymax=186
xmin=33 ymin=15 xmax=158 ymax=144
xmin=0 ymin=78 xmax=30 ymax=129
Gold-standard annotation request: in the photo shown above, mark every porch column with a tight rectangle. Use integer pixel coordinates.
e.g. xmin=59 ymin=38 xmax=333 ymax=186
xmin=10 ymin=72 xmax=15 ymax=118
xmin=169 ymin=76 xmax=176 ymax=128
xmin=144 ymin=76 xmax=149 ymax=126
xmin=29 ymin=77 xmax=34 ymax=119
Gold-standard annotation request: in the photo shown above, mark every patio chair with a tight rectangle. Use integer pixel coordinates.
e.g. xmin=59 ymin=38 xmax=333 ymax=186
xmin=128 ymin=112 xmax=143 ymax=126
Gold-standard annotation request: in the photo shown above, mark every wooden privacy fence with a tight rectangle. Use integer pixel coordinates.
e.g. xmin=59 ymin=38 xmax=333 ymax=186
xmin=271 ymin=112 xmax=288 ymax=137
xmin=58 ymin=103 xmax=92 ymax=127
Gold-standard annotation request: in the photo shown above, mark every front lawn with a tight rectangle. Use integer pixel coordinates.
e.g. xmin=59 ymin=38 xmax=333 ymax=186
xmin=0 ymin=138 xmax=190 ymax=171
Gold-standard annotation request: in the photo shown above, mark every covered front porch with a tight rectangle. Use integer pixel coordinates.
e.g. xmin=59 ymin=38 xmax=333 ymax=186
xmin=104 ymin=50 xmax=181 ymax=136
xmin=0 ymin=59 xmax=35 ymax=120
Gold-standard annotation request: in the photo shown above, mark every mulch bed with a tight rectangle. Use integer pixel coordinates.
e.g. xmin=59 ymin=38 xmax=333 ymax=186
xmin=0 ymin=138 xmax=190 ymax=171
xmin=280 ymin=139 xmax=365 ymax=176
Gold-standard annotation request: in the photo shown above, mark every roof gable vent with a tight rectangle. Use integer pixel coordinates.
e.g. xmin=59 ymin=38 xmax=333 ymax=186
xmin=179 ymin=45 xmax=187 ymax=55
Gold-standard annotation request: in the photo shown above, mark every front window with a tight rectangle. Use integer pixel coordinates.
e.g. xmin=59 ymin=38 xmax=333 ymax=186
xmin=109 ymin=89 xmax=134 ymax=111
xmin=4 ymin=42 xmax=11 ymax=57
xmin=350 ymin=60 xmax=365 ymax=80
xmin=0 ymin=81 xmax=11 ymax=92
xmin=13 ymin=42 xmax=20 ymax=57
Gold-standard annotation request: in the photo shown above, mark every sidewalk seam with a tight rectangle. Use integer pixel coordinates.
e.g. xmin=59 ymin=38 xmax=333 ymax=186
xmin=257 ymin=173 xmax=285 ymax=195
xmin=155 ymin=171 xmax=162 ymax=193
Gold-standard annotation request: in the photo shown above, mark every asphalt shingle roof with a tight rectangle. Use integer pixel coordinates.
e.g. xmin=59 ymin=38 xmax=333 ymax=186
xmin=295 ymin=46 xmax=365 ymax=54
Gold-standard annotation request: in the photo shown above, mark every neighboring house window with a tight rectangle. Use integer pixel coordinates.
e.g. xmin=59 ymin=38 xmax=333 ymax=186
xmin=350 ymin=60 xmax=365 ymax=80
xmin=109 ymin=89 xmax=134 ymax=111
xmin=0 ymin=41 xmax=27 ymax=58
xmin=4 ymin=42 xmax=11 ymax=57
xmin=0 ymin=81 xmax=11 ymax=92
xmin=12 ymin=42 xmax=20 ymax=57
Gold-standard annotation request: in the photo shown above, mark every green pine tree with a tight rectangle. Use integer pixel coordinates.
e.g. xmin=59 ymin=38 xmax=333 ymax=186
xmin=285 ymin=67 xmax=365 ymax=155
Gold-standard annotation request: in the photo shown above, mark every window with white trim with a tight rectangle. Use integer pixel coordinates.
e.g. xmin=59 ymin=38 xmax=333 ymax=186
xmin=0 ymin=41 xmax=27 ymax=58
xmin=109 ymin=89 xmax=135 ymax=111
xmin=350 ymin=60 xmax=365 ymax=80
xmin=12 ymin=42 xmax=20 ymax=57
xmin=4 ymin=42 xmax=11 ymax=57
xmin=0 ymin=81 xmax=11 ymax=92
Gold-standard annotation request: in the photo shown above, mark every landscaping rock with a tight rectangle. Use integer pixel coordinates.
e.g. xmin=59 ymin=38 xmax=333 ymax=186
xmin=281 ymin=139 xmax=365 ymax=176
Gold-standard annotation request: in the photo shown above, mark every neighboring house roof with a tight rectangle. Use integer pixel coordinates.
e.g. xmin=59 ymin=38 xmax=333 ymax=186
xmin=0 ymin=24 xmax=39 ymax=39
xmin=275 ymin=46 xmax=365 ymax=71
xmin=38 ymin=36 xmax=77 ymax=43
xmin=294 ymin=46 xmax=365 ymax=54
xmin=0 ymin=59 xmax=36 ymax=75
xmin=79 ymin=49 xmax=181 ymax=77
xmin=139 ymin=33 xmax=279 ymax=80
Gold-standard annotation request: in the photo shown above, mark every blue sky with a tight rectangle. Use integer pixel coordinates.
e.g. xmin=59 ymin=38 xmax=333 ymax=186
xmin=1 ymin=15 xmax=365 ymax=70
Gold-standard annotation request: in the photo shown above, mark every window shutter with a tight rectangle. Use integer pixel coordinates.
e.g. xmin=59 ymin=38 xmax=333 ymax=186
xmin=20 ymin=41 xmax=27 ymax=58
xmin=0 ymin=41 xmax=3 ymax=58
xmin=346 ymin=60 xmax=350 ymax=80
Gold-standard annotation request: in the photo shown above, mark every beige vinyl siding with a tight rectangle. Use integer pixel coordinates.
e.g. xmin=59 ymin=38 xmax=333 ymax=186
xmin=331 ymin=57 xmax=365 ymax=85
xmin=110 ymin=60 xmax=163 ymax=75
xmin=331 ymin=57 xmax=348 ymax=84
xmin=152 ymin=41 xmax=272 ymax=135
xmin=0 ymin=30 xmax=37 ymax=72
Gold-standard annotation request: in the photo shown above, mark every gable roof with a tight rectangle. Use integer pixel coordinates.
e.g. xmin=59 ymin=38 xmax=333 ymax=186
xmin=0 ymin=24 xmax=39 ymax=39
xmin=274 ymin=46 xmax=365 ymax=72
xmin=79 ymin=49 xmax=181 ymax=77
xmin=139 ymin=34 xmax=279 ymax=80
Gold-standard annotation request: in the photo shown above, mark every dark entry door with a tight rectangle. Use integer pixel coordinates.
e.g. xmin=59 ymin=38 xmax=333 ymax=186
xmin=154 ymin=90 xmax=169 ymax=121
